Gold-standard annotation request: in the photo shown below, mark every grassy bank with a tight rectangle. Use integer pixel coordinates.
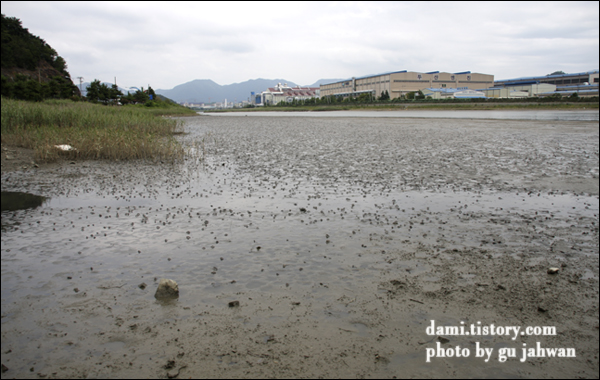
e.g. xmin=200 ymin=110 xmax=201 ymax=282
xmin=207 ymin=101 xmax=599 ymax=113
xmin=1 ymin=98 xmax=192 ymax=162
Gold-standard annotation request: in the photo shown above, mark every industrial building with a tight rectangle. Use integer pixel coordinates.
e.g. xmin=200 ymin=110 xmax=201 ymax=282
xmin=254 ymin=83 xmax=319 ymax=106
xmin=494 ymin=70 xmax=598 ymax=87
xmin=421 ymin=88 xmax=486 ymax=99
xmin=493 ymin=70 xmax=598 ymax=98
xmin=319 ymin=70 xmax=494 ymax=99
xmin=481 ymin=83 xmax=557 ymax=99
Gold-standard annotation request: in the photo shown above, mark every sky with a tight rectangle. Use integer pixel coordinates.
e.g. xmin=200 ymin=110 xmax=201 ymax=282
xmin=2 ymin=1 xmax=599 ymax=89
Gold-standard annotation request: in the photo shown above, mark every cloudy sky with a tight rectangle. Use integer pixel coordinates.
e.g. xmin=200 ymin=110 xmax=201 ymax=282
xmin=3 ymin=1 xmax=599 ymax=89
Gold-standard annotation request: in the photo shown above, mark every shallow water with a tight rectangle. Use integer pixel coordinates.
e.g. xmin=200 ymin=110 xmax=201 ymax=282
xmin=1 ymin=114 xmax=598 ymax=378
xmin=205 ymin=109 xmax=600 ymax=121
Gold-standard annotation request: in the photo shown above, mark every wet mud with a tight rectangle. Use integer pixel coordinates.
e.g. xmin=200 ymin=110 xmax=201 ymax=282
xmin=1 ymin=114 xmax=599 ymax=378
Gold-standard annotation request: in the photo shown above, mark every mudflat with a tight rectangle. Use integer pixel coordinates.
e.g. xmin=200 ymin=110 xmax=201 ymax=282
xmin=1 ymin=114 xmax=598 ymax=378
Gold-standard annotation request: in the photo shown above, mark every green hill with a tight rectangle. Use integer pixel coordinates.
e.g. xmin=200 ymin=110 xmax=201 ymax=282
xmin=1 ymin=13 xmax=79 ymax=100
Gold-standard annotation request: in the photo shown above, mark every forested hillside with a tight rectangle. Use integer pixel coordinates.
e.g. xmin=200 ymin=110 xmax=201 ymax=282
xmin=1 ymin=14 xmax=79 ymax=100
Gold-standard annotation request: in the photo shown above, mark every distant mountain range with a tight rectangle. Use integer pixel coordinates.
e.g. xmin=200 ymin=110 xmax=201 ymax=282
xmin=155 ymin=78 xmax=343 ymax=104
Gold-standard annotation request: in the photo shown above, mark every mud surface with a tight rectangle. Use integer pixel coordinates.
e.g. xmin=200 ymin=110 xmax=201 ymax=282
xmin=1 ymin=114 xmax=599 ymax=378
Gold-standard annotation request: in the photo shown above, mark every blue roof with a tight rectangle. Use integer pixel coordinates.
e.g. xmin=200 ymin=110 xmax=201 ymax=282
xmin=497 ymin=70 xmax=599 ymax=83
xmin=557 ymin=84 xmax=599 ymax=89
xmin=424 ymin=88 xmax=459 ymax=93
xmin=426 ymin=71 xmax=439 ymax=74
xmin=454 ymin=94 xmax=486 ymax=98
xmin=454 ymin=71 xmax=471 ymax=75
xmin=505 ymin=81 xmax=540 ymax=86
xmin=548 ymin=89 xmax=599 ymax=94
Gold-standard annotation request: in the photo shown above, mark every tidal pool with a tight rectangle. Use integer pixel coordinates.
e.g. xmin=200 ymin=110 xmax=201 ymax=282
xmin=1 ymin=114 xmax=598 ymax=378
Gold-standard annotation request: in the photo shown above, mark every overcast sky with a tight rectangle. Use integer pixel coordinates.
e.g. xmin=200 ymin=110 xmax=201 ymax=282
xmin=3 ymin=1 xmax=599 ymax=89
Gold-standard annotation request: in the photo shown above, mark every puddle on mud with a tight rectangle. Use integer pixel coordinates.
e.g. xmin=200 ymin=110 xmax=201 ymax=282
xmin=1 ymin=114 xmax=598 ymax=378
xmin=1 ymin=191 xmax=48 ymax=212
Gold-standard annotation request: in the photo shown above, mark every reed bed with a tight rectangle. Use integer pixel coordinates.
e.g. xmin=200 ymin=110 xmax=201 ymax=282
xmin=1 ymin=98 xmax=186 ymax=162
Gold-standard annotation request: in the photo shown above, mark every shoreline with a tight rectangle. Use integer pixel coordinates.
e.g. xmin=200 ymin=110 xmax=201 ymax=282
xmin=204 ymin=101 xmax=599 ymax=113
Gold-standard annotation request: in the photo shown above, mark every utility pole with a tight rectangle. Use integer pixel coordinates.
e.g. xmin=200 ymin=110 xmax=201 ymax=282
xmin=77 ymin=77 xmax=84 ymax=96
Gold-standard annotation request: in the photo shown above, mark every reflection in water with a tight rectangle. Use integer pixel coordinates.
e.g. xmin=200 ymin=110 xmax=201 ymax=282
xmin=1 ymin=191 xmax=48 ymax=212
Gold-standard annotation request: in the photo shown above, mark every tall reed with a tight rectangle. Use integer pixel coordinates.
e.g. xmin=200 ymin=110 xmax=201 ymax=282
xmin=1 ymin=98 xmax=185 ymax=162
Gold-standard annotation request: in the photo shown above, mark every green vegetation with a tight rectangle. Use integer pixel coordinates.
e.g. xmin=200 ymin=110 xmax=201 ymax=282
xmin=1 ymin=97 xmax=194 ymax=162
xmin=1 ymin=15 xmax=198 ymax=164
xmin=1 ymin=14 xmax=68 ymax=74
xmin=82 ymin=79 xmax=195 ymax=114
xmin=1 ymin=72 xmax=78 ymax=101
xmin=1 ymin=14 xmax=79 ymax=100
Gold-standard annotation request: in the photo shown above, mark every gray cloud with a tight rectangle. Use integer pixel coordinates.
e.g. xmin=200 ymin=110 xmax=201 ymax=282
xmin=2 ymin=1 xmax=597 ymax=89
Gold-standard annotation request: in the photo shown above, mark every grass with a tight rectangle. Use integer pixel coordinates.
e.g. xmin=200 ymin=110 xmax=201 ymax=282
xmin=1 ymin=98 xmax=194 ymax=162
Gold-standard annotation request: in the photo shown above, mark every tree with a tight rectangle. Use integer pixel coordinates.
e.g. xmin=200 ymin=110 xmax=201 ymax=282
xmin=133 ymin=88 xmax=149 ymax=103
xmin=109 ymin=84 xmax=123 ymax=103
xmin=85 ymin=79 xmax=102 ymax=102
xmin=147 ymin=86 xmax=156 ymax=100
xmin=548 ymin=71 xmax=565 ymax=76
xmin=378 ymin=90 xmax=390 ymax=101
xmin=86 ymin=79 xmax=113 ymax=103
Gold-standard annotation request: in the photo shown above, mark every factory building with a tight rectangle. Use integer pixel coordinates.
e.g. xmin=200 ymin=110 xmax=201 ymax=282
xmin=493 ymin=70 xmax=598 ymax=98
xmin=494 ymin=70 xmax=598 ymax=87
xmin=421 ymin=88 xmax=486 ymax=99
xmin=254 ymin=83 xmax=319 ymax=106
xmin=482 ymin=83 xmax=557 ymax=99
xmin=320 ymin=70 xmax=494 ymax=99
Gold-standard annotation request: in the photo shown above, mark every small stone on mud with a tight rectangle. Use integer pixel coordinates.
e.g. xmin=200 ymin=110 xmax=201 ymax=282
xmin=154 ymin=279 xmax=179 ymax=300
xmin=438 ymin=336 xmax=450 ymax=344
xmin=548 ymin=268 xmax=560 ymax=274
xmin=228 ymin=300 xmax=240 ymax=307
xmin=2 ymin=364 xmax=8 ymax=373
xmin=138 ymin=282 xmax=147 ymax=290
xmin=164 ymin=360 xmax=176 ymax=370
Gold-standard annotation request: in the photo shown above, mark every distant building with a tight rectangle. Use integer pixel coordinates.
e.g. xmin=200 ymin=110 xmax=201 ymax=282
xmin=319 ymin=70 xmax=494 ymax=99
xmin=493 ymin=70 xmax=598 ymax=98
xmin=495 ymin=70 xmax=598 ymax=87
xmin=253 ymin=83 xmax=320 ymax=106
xmin=422 ymin=88 xmax=486 ymax=99
xmin=481 ymin=83 xmax=557 ymax=99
